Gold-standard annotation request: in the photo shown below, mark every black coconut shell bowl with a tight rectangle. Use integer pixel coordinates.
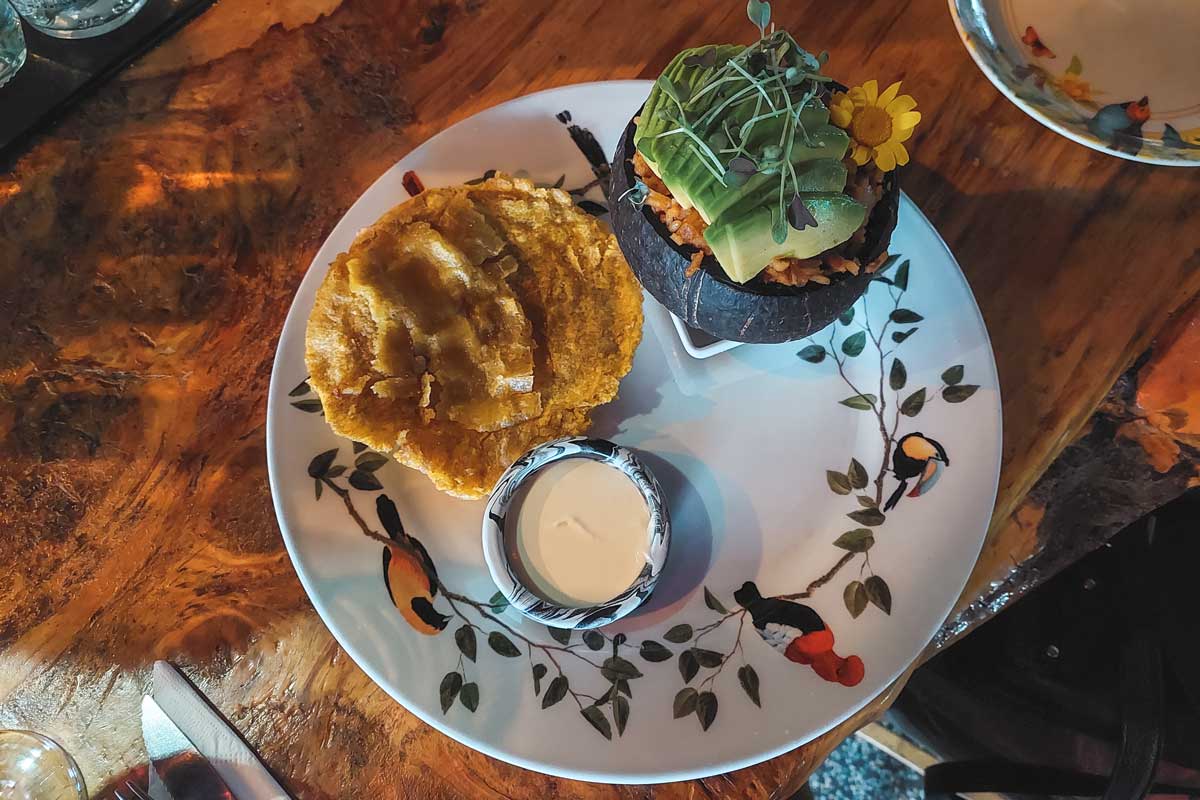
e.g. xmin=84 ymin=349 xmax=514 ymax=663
xmin=607 ymin=113 xmax=900 ymax=344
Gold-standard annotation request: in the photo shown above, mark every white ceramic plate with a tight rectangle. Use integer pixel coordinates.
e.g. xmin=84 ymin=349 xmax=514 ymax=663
xmin=949 ymin=0 xmax=1200 ymax=166
xmin=266 ymin=81 xmax=1002 ymax=783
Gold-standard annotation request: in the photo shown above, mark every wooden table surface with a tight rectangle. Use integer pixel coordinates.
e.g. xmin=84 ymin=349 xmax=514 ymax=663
xmin=2 ymin=0 xmax=1199 ymax=797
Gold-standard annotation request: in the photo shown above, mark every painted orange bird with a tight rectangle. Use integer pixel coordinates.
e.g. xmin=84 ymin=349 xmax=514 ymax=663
xmin=1021 ymin=25 xmax=1055 ymax=58
xmin=735 ymin=582 xmax=864 ymax=687
xmin=378 ymin=495 xmax=450 ymax=635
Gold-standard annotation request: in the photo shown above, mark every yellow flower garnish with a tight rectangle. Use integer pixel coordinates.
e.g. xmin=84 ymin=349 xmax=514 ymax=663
xmin=829 ymin=80 xmax=921 ymax=172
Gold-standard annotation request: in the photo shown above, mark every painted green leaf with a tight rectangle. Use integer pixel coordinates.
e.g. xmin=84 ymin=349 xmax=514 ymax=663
xmin=314 ymin=478 xmax=322 ymax=501
xmin=289 ymin=379 xmax=311 ymax=397
xmin=892 ymin=328 xmax=918 ymax=343
xmin=307 ymin=448 xmax=338 ymax=478
xmin=890 ymin=358 xmax=907 ymax=391
xmin=291 ymin=398 xmax=324 ymax=413
xmin=487 ymin=631 xmax=521 ymax=658
xmin=847 ymin=459 xmax=869 ymax=490
xmin=697 ymin=692 xmax=719 ymax=731
xmin=612 ymin=633 xmax=627 ymax=648
xmin=355 ymin=452 xmax=389 ymax=472
xmin=941 ymin=365 xmax=964 ymax=385
xmin=844 ymin=581 xmax=868 ymax=618
xmin=679 ymin=650 xmax=700 ymax=683
xmin=944 ymin=384 xmax=980 ymax=403
xmin=838 ymin=307 xmax=855 ymax=325
xmin=833 ymin=528 xmax=875 ymax=552
xmin=583 ymin=630 xmax=606 ymax=651
xmin=798 ymin=344 xmax=826 ymax=363
xmin=352 ymin=441 xmax=368 ymax=454
xmin=857 ymin=495 xmax=878 ymax=508
xmin=613 ymin=695 xmax=630 ymax=736
xmin=326 ymin=465 xmax=346 ymax=478
xmin=454 ymin=625 xmax=476 ymax=662
xmin=664 ymin=624 xmax=693 ymax=644
xmin=704 ymin=587 xmax=728 ymax=614
xmin=826 ymin=470 xmax=852 ymax=495
xmin=875 ymin=253 xmax=901 ymax=274
xmin=840 ymin=393 xmax=877 ymax=411
xmin=595 ymin=685 xmax=615 ymax=706
xmin=865 ymin=575 xmax=892 ymax=614
xmin=737 ymin=664 xmax=761 ymax=707
xmin=489 ymin=592 xmax=509 ymax=613
xmin=439 ymin=672 xmax=463 ymax=714
xmin=601 ymin=656 xmax=643 ymax=682
xmin=542 ymin=675 xmax=568 ymax=709
xmin=848 ymin=507 xmax=886 ymax=526
xmin=617 ymin=679 xmax=631 ymax=698
xmin=892 ymin=259 xmax=911 ymax=291
xmin=890 ymin=309 xmax=924 ymax=324
xmin=900 ymin=387 xmax=926 ymax=417
xmin=674 ymin=687 xmax=699 ymax=718
xmin=639 ymin=640 xmax=672 ymax=663
xmin=581 ymin=705 xmax=613 ymax=740
xmin=842 ymin=331 xmax=867 ymax=357
xmin=693 ymin=648 xmax=724 ymax=668
xmin=1067 ymin=54 xmax=1083 ymax=75
xmin=349 ymin=469 xmax=383 ymax=491
xmin=532 ymin=663 xmax=547 ymax=695
xmin=460 ymin=682 xmax=479 ymax=712
xmin=548 ymin=625 xmax=570 ymax=645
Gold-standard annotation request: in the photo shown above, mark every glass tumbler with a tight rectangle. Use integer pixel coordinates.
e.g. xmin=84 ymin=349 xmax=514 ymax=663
xmin=0 ymin=731 xmax=87 ymax=800
xmin=0 ymin=1 xmax=24 ymax=87
xmin=10 ymin=0 xmax=148 ymax=39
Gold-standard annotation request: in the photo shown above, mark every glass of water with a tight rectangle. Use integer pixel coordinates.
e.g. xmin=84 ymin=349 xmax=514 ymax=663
xmin=0 ymin=1 xmax=24 ymax=87
xmin=0 ymin=730 xmax=87 ymax=800
xmin=10 ymin=0 xmax=148 ymax=39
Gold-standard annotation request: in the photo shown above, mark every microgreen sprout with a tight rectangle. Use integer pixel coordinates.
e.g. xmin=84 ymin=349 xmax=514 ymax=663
xmin=635 ymin=1 xmax=835 ymax=244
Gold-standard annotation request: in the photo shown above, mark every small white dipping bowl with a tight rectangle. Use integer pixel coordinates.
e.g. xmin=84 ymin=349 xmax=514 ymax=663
xmin=481 ymin=436 xmax=670 ymax=629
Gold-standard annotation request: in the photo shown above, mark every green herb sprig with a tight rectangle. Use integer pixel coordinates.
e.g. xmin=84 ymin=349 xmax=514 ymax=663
xmin=645 ymin=1 xmax=834 ymax=243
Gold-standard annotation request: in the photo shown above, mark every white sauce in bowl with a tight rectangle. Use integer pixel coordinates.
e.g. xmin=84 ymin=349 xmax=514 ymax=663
xmin=504 ymin=458 xmax=650 ymax=607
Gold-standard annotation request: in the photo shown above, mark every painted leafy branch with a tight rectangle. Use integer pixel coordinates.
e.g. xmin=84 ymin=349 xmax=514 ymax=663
xmin=796 ymin=255 xmax=980 ymax=618
xmin=289 ymin=247 xmax=981 ymax=738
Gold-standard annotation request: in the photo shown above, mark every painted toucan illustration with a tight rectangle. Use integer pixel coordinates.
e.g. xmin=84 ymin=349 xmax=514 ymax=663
xmin=1087 ymin=97 xmax=1151 ymax=157
xmin=378 ymin=494 xmax=450 ymax=635
xmin=883 ymin=433 xmax=949 ymax=512
xmin=1021 ymin=25 xmax=1055 ymax=59
xmin=734 ymin=582 xmax=865 ymax=687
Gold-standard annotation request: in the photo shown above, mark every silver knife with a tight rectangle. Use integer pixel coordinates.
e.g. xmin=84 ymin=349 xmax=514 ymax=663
xmin=142 ymin=695 xmax=238 ymax=800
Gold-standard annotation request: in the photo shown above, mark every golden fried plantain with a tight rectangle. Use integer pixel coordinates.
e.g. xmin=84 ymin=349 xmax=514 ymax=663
xmin=305 ymin=175 xmax=643 ymax=498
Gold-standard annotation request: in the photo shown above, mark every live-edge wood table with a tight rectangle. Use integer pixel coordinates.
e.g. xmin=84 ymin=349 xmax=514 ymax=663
xmin=2 ymin=1 xmax=1199 ymax=797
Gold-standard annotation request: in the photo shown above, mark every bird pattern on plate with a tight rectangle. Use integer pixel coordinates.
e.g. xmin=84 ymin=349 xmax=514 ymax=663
xmin=958 ymin=15 xmax=1200 ymax=161
xmin=291 ymin=220 xmax=984 ymax=737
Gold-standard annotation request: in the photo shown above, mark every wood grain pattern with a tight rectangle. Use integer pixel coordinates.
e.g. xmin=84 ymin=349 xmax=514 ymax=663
xmin=2 ymin=0 xmax=1199 ymax=796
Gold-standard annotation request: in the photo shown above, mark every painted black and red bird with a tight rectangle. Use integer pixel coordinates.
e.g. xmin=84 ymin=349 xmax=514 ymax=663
xmin=734 ymin=582 xmax=864 ymax=687
xmin=1087 ymin=97 xmax=1151 ymax=157
xmin=378 ymin=495 xmax=450 ymax=635
xmin=883 ymin=432 xmax=949 ymax=512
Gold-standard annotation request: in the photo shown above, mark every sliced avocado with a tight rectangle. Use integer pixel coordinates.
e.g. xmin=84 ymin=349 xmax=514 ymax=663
xmin=704 ymin=193 xmax=866 ymax=283
xmin=690 ymin=157 xmax=847 ymax=224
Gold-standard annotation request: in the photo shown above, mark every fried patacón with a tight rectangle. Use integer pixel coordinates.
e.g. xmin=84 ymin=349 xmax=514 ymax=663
xmin=305 ymin=175 xmax=643 ymax=498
